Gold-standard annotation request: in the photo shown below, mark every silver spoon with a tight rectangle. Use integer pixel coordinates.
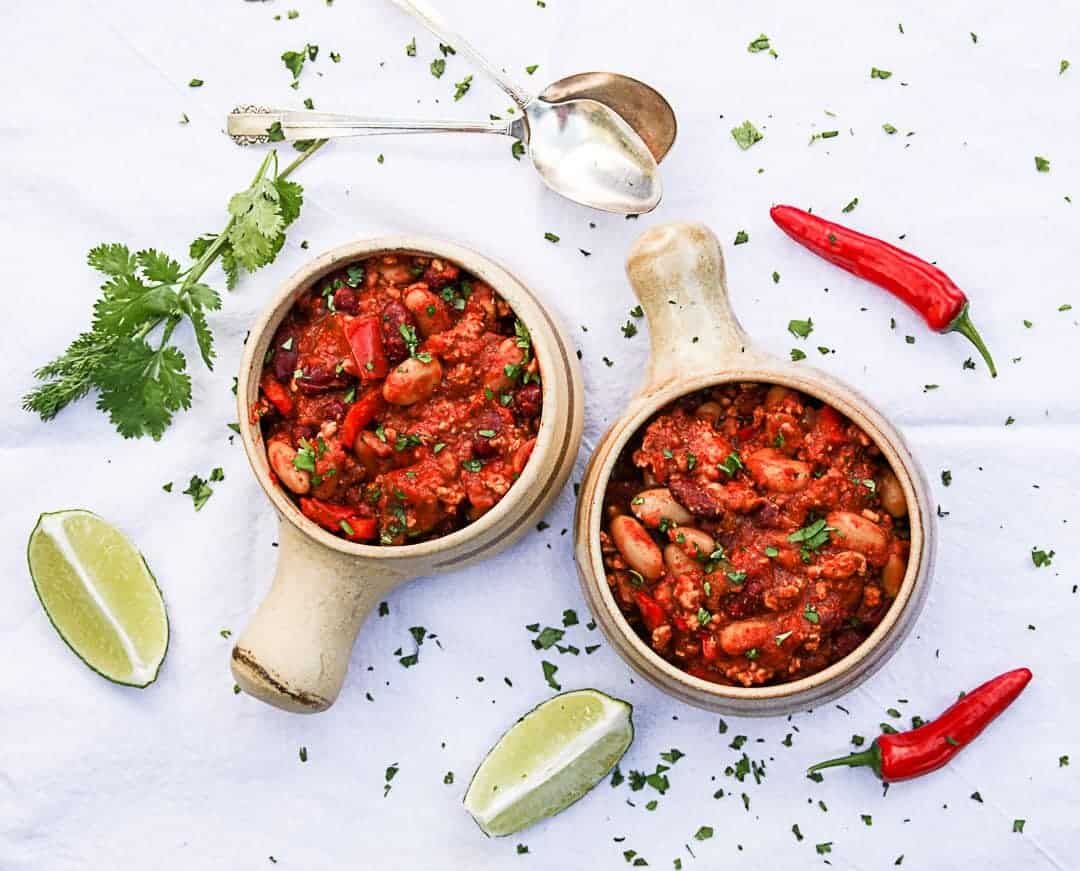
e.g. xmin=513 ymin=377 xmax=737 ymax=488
xmin=227 ymin=16 xmax=663 ymax=213
xmin=227 ymin=70 xmax=677 ymax=166
xmin=388 ymin=0 xmax=661 ymax=214
xmin=227 ymin=103 xmax=659 ymax=215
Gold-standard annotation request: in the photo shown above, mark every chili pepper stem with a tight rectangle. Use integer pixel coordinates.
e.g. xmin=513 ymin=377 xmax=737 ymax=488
xmin=946 ymin=304 xmax=997 ymax=378
xmin=806 ymin=745 xmax=882 ymax=778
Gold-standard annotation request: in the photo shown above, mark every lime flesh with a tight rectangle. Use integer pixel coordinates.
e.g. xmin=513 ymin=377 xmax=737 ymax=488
xmin=464 ymin=689 xmax=634 ymax=836
xmin=27 ymin=510 xmax=168 ymax=687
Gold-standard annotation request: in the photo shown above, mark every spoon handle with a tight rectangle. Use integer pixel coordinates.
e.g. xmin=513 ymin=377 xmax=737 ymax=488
xmin=388 ymin=0 xmax=533 ymax=109
xmin=227 ymin=106 xmax=512 ymax=144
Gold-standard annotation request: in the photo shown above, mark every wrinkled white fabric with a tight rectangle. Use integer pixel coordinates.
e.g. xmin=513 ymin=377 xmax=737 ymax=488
xmin=3 ymin=1 xmax=1078 ymax=868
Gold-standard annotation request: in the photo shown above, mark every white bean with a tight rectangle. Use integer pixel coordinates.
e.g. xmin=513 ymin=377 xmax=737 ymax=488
xmin=881 ymin=552 xmax=907 ymax=597
xmin=826 ymin=511 xmax=888 ymax=564
xmin=268 ymin=441 xmax=311 ymax=495
xmin=746 ymin=448 xmax=811 ymax=493
xmin=383 ymin=356 xmax=443 ymax=405
xmin=631 ymin=488 xmax=694 ymax=529
xmin=878 ymin=470 xmax=908 ymax=518
xmin=610 ymin=515 xmax=664 ymax=580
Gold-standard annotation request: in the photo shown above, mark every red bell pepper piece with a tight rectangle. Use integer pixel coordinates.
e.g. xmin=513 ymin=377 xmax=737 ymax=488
xmin=343 ymin=315 xmax=389 ymax=382
xmin=338 ymin=388 xmax=385 ymax=450
xmin=259 ymin=372 xmax=293 ymax=416
xmin=299 ymin=497 xmax=377 ymax=541
xmin=634 ymin=591 xmax=667 ymax=632
xmin=815 ymin=405 xmax=848 ymax=446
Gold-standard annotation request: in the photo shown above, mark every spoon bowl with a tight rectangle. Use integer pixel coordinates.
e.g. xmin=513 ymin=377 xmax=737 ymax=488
xmin=523 ymin=97 xmax=662 ymax=214
xmin=541 ymin=71 xmax=677 ymax=164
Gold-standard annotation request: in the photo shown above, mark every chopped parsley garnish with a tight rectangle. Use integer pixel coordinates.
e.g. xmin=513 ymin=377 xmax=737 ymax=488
xmin=541 ymin=660 xmax=560 ymax=690
xmin=1035 ymin=155 xmax=1051 ymax=173
xmin=788 ymin=518 xmax=832 ymax=553
xmin=544 ymin=232 xmax=560 ymax=243
xmin=1031 ymin=547 xmax=1055 ymax=568
xmin=788 ymin=317 xmax=814 ymax=339
xmin=453 ymin=74 xmax=473 ymax=101
xmin=883 ymin=123 xmax=898 ymax=134
xmin=765 ymin=545 xmax=779 ymax=557
xmin=842 ymin=197 xmax=859 ymax=213
xmin=870 ymin=67 xmax=893 ymax=79
xmin=718 ymin=451 xmax=744 ymax=476
xmin=775 ymin=630 xmax=793 ymax=645
xmin=430 ymin=58 xmax=446 ymax=78
xmin=462 ymin=459 xmax=483 ymax=473
xmin=790 ymin=348 xmax=807 ymax=361
xmin=803 ymin=604 xmax=821 ymax=624
xmin=734 ymin=230 xmax=749 ymax=245
xmin=731 ymin=120 xmax=764 ymax=150
xmin=405 ymin=38 xmax=416 ymax=57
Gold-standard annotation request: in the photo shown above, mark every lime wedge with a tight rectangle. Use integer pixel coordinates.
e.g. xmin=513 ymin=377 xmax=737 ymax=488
xmin=464 ymin=689 xmax=633 ymax=836
xmin=27 ymin=510 xmax=168 ymax=687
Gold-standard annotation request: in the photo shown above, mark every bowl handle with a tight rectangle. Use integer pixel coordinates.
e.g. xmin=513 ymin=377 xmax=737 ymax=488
xmin=626 ymin=222 xmax=755 ymax=393
xmin=230 ymin=518 xmax=405 ymax=713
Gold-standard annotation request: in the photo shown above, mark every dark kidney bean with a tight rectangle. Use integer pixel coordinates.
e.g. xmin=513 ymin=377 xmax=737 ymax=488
xmin=721 ymin=578 xmax=764 ymax=620
xmin=471 ymin=411 xmax=504 ymax=458
xmin=513 ymin=383 xmax=542 ymax=419
xmin=297 ymin=364 xmax=347 ymax=395
xmin=423 ymin=259 xmax=460 ymax=290
xmin=380 ymin=300 xmax=416 ymax=365
xmin=333 ymin=286 xmax=359 ymax=314
xmin=272 ymin=332 xmax=299 ymax=382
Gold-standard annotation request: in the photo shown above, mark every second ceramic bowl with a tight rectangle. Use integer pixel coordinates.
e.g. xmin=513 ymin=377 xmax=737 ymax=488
xmin=574 ymin=222 xmax=936 ymax=716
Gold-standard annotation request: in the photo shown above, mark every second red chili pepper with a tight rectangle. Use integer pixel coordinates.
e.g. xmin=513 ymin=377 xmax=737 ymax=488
xmin=770 ymin=205 xmax=998 ymax=377
xmin=807 ymin=667 xmax=1032 ymax=782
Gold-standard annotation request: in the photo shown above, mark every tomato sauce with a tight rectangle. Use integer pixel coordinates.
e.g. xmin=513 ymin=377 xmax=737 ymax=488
xmin=601 ymin=383 xmax=910 ymax=687
xmin=256 ymin=253 xmax=542 ymax=544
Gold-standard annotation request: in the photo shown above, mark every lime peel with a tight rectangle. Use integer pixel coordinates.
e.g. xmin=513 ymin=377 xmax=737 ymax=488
xmin=464 ymin=689 xmax=633 ymax=836
xmin=28 ymin=510 xmax=168 ymax=688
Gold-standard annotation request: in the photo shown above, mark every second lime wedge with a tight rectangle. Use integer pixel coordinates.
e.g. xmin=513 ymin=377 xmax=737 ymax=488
xmin=464 ymin=689 xmax=633 ymax=836
xmin=27 ymin=510 xmax=168 ymax=688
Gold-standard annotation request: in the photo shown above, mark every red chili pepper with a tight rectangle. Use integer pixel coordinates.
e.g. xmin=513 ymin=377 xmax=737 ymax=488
xmin=343 ymin=315 xmax=389 ymax=382
xmin=259 ymin=373 xmax=293 ymax=416
xmin=338 ymin=388 xmax=385 ymax=450
xmin=299 ymin=497 xmax=378 ymax=541
xmin=807 ymin=667 xmax=1032 ymax=782
xmin=770 ymin=205 xmax=997 ymax=377
xmin=634 ymin=591 xmax=667 ymax=632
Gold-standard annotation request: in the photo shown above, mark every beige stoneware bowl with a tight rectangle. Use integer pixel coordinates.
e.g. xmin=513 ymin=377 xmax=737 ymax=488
xmin=233 ymin=237 xmax=584 ymax=713
xmin=574 ymin=222 xmax=936 ymax=716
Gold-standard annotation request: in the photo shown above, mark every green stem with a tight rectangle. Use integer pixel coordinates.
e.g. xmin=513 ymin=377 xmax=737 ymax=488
xmin=806 ymin=744 xmax=882 ymax=778
xmin=279 ymin=139 xmax=329 ymax=180
xmin=946 ymin=304 xmax=997 ymax=378
xmin=140 ymin=139 xmax=329 ymax=353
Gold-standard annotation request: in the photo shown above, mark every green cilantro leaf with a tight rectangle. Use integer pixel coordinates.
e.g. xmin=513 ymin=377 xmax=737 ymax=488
xmin=731 ymin=120 xmax=764 ymax=150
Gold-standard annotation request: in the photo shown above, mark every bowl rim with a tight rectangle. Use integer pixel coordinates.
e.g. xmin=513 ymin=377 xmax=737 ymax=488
xmin=580 ymin=366 xmax=932 ymax=702
xmin=238 ymin=234 xmax=570 ymax=562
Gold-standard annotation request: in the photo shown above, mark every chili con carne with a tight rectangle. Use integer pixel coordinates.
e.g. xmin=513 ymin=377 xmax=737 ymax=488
xmin=770 ymin=205 xmax=997 ymax=377
xmin=807 ymin=667 xmax=1032 ymax=782
xmin=601 ymin=383 xmax=910 ymax=687
xmin=255 ymin=252 xmax=543 ymax=544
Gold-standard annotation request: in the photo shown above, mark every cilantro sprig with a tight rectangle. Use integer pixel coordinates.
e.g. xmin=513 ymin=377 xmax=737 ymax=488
xmin=24 ymin=144 xmax=326 ymax=439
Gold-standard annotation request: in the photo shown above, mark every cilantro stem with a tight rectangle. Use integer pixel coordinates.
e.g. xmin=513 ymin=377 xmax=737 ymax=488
xmin=127 ymin=141 xmax=329 ymax=356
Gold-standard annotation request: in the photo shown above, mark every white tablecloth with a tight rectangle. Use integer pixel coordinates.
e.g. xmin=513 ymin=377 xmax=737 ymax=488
xmin=4 ymin=1 xmax=1078 ymax=868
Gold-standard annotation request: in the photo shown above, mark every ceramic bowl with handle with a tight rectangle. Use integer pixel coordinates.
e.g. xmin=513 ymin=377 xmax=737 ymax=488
xmin=232 ymin=237 xmax=584 ymax=714
xmin=574 ymin=222 xmax=936 ymax=716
